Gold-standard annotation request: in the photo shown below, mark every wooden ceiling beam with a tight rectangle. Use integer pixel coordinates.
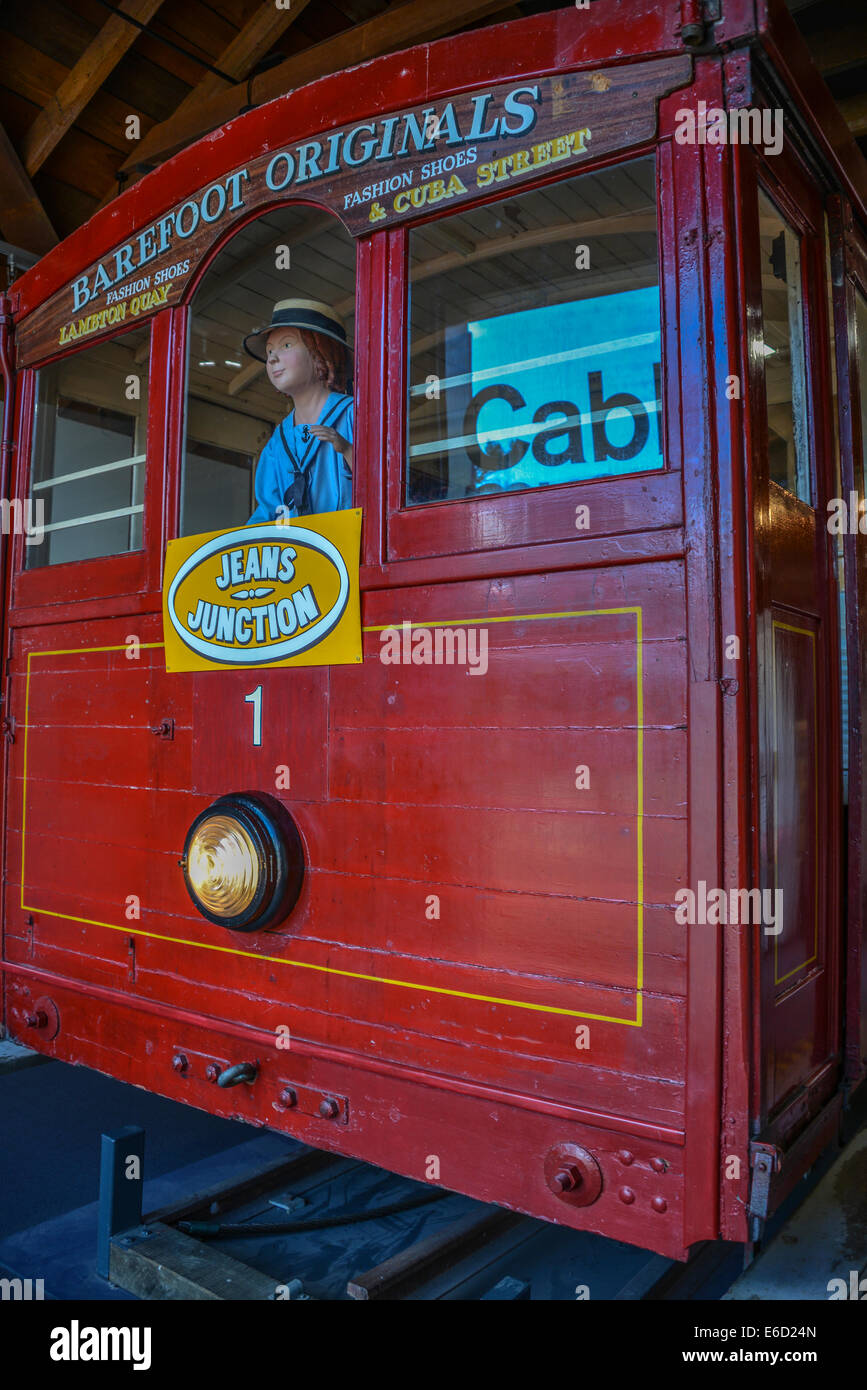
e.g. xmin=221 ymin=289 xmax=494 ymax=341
xmin=409 ymin=213 xmax=658 ymax=286
xmin=0 ymin=123 xmax=58 ymax=256
xmin=165 ymin=0 xmax=314 ymax=125
xmin=117 ymin=0 xmax=514 ymax=176
xmin=0 ymin=31 xmax=138 ymax=155
xmin=19 ymin=0 xmax=169 ymax=177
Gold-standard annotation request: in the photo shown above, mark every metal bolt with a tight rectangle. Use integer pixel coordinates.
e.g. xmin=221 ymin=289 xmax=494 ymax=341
xmin=618 ymin=1186 xmax=636 ymax=1205
xmin=650 ymin=1156 xmax=668 ymax=1174
xmin=652 ymin=1196 xmax=668 ymax=1213
xmin=318 ymin=1097 xmax=339 ymax=1119
xmin=205 ymin=1064 xmax=221 ymax=1083
xmin=554 ymin=1166 xmax=583 ymax=1193
xmin=172 ymin=1053 xmax=188 ymax=1074
xmin=279 ymin=1088 xmax=297 ymax=1109
xmin=24 ymin=1009 xmax=48 ymax=1029
xmin=617 ymin=1149 xmax=634 ymax=1166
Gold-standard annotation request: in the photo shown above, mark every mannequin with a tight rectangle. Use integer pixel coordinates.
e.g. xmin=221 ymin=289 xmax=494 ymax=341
xmin=244 ymin=298 xmax=353 ymax=522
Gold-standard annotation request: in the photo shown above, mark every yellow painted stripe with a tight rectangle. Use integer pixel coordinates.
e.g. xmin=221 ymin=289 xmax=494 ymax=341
xmin=20 ymin=608 xmax=645 ymax=1024
xmin=771 ymin=620 xmax=819 ymax=984
xmin=18 ymin=903 xmax=642 ymax=1024
xmin=361 ymin=606 xmax=640 ymax=633
xmin=27 ymin=643 xmax=165 ymax=659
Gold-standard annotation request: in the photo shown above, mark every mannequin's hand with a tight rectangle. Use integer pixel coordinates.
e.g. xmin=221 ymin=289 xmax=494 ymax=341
xmin=307 ymin=425 xmax=352 ymax=464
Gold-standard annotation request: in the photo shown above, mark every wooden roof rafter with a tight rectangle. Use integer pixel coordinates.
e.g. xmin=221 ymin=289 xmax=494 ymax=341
xmin=19 ymin=0 xmax=169 ymax=179
xmin=0 ymin=121 xmax=58 ymax=256
xmin=115 ymin=0 xmax=517 ymax=181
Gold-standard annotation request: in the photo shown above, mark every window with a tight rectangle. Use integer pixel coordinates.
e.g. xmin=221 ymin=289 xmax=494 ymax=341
xmin=183 ymin=437 xmax=256 ymax=539
xmin=181 ymin=205 xmax=355 ymax=536
xmin=857 ymin=288 xmax=867 ymax=493
xmin=406 ymin=154 xmax=662 ymax=506
xmin=26 ymin=325 xmax=149 ymax=568
xmin=758 ymin=189 xmax=811 ymax=503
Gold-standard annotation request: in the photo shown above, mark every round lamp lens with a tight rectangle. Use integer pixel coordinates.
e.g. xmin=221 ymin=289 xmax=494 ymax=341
xmin=186 ymin=814 xmax=260 ymax=918
xmin=181 ymin=793 xmax=304 ymax=932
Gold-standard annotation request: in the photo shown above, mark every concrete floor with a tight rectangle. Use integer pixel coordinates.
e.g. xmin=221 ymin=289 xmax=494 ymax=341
xmin=0 ymin=1050 xmax=263 ymax=1241
xmin=724 ymin=1124 xmax=867 ymax=1301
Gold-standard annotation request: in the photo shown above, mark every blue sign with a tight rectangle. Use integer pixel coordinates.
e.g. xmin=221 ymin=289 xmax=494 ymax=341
xmin=461 ymin=285 xmax=663 ymax=493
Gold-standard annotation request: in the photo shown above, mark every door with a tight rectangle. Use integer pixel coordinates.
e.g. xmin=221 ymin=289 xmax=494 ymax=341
xmin=747 ymin=154 xmax=843 ymax=1153
xmin=829 ymin=197 xmax=867 ymax=1091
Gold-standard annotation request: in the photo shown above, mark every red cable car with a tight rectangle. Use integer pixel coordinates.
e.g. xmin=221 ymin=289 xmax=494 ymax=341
xmin=2 ymin=0 xmax=866 ymax=1262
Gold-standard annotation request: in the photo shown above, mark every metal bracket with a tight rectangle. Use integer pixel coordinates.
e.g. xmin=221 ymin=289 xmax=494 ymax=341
xmin=97 ymin=1125 xmax=146 ymax=1280
xmin=748 ymin=1141 xmax=783 ymax=1240
xmin=679 ymin=0 xmax=723 ymax=52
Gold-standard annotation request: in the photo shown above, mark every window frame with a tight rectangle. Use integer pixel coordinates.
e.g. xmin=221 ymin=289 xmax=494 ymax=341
xmin=383 ymin=141 xmax=679 ymax=565
xmin=10 ymin=314 xmax=169 ymax=614
xmin=170 ymin=198 xmax=360 ymax=547
xmin=754 ymin=179 xmax=814 ymax=507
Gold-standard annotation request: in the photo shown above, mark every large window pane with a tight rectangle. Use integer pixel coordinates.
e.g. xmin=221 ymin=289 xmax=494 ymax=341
xmin=181 ymin=205 xmax=355 ymax=536
xmin=407 ymin=153 xmax=662 ymax=505
xmin=26 ymin=324 xmax=149 ymax=568
xmin=758 ymin=189 xmax=811 ymax=503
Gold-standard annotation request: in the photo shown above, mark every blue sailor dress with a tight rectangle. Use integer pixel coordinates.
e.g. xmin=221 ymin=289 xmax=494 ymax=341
xmin=248 ymin=392 xmax=354 ymax=522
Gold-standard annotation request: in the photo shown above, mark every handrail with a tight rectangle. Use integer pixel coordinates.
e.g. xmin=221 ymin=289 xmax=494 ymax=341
xmin=31 ymin=453 xmax=146 ymax=491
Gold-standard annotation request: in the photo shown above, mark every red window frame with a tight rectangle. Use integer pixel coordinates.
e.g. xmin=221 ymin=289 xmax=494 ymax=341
xmin=9 ymin=314 xmax=170 ymax=615
xmin=381 ymin=140 xmax=681 ymax=566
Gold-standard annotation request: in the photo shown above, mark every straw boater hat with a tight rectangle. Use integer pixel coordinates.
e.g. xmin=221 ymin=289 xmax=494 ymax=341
xmin=243 ymin=298 xmax=349 ymax=361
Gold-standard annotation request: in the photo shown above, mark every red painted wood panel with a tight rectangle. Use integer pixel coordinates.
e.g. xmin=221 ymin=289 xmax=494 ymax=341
xmin=7 ymin=838 xmax=687 ymax=993
xmin=329 ymin=727 xmax=685 ymax=814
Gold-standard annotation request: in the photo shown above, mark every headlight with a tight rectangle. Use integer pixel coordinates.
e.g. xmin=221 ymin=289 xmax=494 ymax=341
xmin=181 ymin=793 xmax=303 ymax=932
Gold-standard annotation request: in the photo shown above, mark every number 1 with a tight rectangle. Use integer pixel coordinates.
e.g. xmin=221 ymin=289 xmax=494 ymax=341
xmin=245 ymin=685 xmax=262 ymax=746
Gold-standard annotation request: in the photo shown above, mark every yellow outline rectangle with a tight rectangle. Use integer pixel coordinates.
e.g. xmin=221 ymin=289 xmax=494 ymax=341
xmin=19 ymin=607 xmax=645 ymax=1024
xmin=771 ymin=619 xmax=819 ymax=984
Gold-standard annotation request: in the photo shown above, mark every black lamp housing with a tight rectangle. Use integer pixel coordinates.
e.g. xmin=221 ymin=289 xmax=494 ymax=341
xmin=181 ymin=791 xmax=304 ymax=932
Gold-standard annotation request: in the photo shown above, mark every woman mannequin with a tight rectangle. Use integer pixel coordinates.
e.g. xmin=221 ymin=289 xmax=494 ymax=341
xmin=244 ymin=298 xmax=353 ymax=522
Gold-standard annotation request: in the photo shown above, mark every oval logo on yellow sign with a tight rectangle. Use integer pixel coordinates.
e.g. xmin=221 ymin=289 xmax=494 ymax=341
xmin=166 ymin=524 xmax=351 ymax=666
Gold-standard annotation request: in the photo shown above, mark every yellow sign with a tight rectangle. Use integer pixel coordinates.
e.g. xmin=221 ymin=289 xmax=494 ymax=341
xmin=162 ymin=509 xmax=362 ymax=672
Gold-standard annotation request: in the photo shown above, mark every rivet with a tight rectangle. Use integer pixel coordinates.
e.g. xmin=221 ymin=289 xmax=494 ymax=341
xmin=617 ymin=1149 xmax=634 ymax=1166
xmin=279 ymin=1087 xmax=297 ymax=1109
xmin=618 ymin=1186 xmax=636 ymax=1204
xmin=650 ymin=1156 xmax=668 ymax=1173
xmin=205 ymin=1063 xmax=221 ymax=1083
xmin=652 ymin=1196 xmax=668 ymax=1213
xmin=172 ymin=1053 xmax=188 ymax=1074
xmin=319 ymin=1097 xmax=339 ymax=1119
